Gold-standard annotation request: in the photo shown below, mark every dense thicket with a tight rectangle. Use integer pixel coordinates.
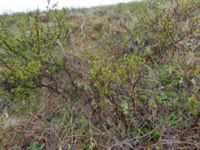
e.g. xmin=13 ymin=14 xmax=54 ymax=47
xmin=0 ymin=0 xmax=200 ymax=149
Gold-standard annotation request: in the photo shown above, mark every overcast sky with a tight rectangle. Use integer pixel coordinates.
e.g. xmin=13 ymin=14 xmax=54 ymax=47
xmin=0 ymin=0 xmax=135 ymax=14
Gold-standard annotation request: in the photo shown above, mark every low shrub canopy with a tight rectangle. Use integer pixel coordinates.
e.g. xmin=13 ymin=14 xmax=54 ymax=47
xmin=0 ymin=0 xmax=200 ymax=149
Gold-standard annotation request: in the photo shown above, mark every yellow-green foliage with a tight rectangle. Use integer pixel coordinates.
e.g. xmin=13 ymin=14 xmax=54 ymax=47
xmin=90 ymin=54 xmax=142 ymax=96
xmin=0 ymin=0 xmax=200 ymax=149
xmin=0 ymin=8 xmax=72 ymax=99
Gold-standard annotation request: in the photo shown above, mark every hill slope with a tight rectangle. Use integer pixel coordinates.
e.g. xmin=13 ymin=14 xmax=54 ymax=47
xmin=0 ymin=0 xmax=200 ymax=149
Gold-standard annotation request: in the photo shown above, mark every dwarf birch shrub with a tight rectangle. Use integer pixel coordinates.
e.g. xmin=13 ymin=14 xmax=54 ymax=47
xmin=0 ymin=8 xmax=72 ymax=99
xmin=129 ymin=0 xmax=200 ymax=60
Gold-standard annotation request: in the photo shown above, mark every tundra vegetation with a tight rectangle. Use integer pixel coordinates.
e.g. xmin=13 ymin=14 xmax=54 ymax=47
xmin=0 ymin=0 xmax=200 ymax=149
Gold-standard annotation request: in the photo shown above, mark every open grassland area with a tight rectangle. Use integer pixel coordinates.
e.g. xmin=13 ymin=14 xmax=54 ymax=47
xmin=0 ymin=0 xmax=200 ymax=149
